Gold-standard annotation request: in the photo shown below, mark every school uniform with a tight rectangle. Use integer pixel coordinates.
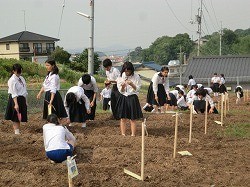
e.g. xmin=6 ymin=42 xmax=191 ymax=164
xmin=188 ymin=79 xmax=196 ymax=87
xmin=147 ymin=72 xmax=169 ymax=106
xmin=176 ymin=85 xmax=186 ymax=95
xmin=43 ymin=123 xmax=75 ymax=163
xmin=116 ymin=73 xmax=143 ymax=120
xmin=177 ymin=96 xmax=188 ymax=110
xmin=64 ymin=86 xmax=90 ymax=123
xmin=211 ymin=76 xmax=221 ymax=93
xmin=100 ymin=87 xmax=111 ymax=110
xmin=235 ymin=86 xmax=243 ymax=98
xmin=204 ymin=87 xmax=213 ymax=95
xmin=193 ymin=94 xmax=218 ymax=114
xmin=219 ymin=77 xmax=227 ymax=93
xmin=186 ymin=89 xmax=197 ymax=104
xmin=106 ymin=67 xmax=120 ymax=118
xmin=169 ymin=90 xmax=178 ymax=106
xmin=78 ymin=76 xmax=98 ymax=120
xmin=5 ymin=74 xmax=28 ymax=122
xmin=42 ymin=72 xmax=67 ymax=119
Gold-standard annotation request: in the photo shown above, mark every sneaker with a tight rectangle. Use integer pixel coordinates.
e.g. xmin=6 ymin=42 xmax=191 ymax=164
xmin=142 ymin=103 xmax=149 ymax=110
xmin=82 ymin=123 xmax=86 ymax=128
xmin=14 ymin=129 xmax=20 ymax=135
xmin=69 ymin=123 xmax=74 ymax=127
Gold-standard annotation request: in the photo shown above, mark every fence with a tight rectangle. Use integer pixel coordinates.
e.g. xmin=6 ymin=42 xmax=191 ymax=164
xmin=0 ymin=89 xmax=105 ymax=115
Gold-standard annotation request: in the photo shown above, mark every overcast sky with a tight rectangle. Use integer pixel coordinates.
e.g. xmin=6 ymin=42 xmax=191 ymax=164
xmin=0 ymin=0 xmax=249 ymax=54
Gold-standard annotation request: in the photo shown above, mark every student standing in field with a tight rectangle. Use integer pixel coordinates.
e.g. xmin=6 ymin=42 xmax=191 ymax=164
xmin=64 ymin=86 xmax=91 ymax=128
xmin=102 ymin=58 xmax=120 ymax=119
xmin=37 ymin=59 xmax=67 ymax=119
xmin=211 ymin=73 xmax=221 ymax=97
xmin=187 ymin=75 xmax=196 ymax=90
xmin=235 ymin=85 xmax=244 ymax=104
xmin=5 ymin=64 xmax=28 ymax=135
xmin=219 ymin=74 xmax=227 ymax=94
xmin=116 ymin=61 xmax=143 ymax=136
xmin=78 ymin=74 xmax=98 ymax=120
xmin=146 ymin=66 xmax=170 ymax=113
xmin=43 ymin=114 xmax=76 ymax=163
xmin=100 ymin=83 xmax=112 ymax=111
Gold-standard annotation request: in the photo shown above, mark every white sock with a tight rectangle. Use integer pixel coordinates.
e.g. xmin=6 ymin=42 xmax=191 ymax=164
xmin=14 ymin=129 xmax=20 ymax=134
xmin=82 ymin=122 xmax=86 ymax=128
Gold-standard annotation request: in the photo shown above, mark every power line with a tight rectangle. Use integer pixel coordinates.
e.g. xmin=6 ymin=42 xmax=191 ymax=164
xmin=209 ymin=0 xmax=220 ymax=29
xmin=202 ymin=1 xmax=218 ymax=32
xmin=163 ymin=0 xmax=194 ymax=32
xmin=57 ymin=0 xmax=66 ymax=38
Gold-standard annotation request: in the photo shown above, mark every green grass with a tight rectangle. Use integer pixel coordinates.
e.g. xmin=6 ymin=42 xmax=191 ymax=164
xmin=218 ymin=123 xmax=250 ymax=138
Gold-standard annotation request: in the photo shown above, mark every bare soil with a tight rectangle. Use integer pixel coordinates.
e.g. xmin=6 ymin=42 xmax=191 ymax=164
xmin=0 ymin=96 xmax=249 ymax=187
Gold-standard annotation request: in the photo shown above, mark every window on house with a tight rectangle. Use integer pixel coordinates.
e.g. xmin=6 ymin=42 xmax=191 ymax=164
xmin=6 ymin=44 xmax=10 ymax=50
xmin=46 ymin=43 xmax=55 ymax=53
xmin=19 ymin=43 xmax=30 ymax=52
xmin=33 ymin=43 xmax=42 ymax=54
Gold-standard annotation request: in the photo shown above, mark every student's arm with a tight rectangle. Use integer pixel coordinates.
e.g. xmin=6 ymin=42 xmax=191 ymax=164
xmin=37 ymin=87 xmax=44 ymax=99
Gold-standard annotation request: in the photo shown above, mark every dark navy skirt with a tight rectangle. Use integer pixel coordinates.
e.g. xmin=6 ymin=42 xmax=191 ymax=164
xmin=193 ymin=100 xmax=218 ymax=114
xmin=110 ymin=84 xmax=120 ymax=119
xmin=146 ymin=82 xmax=167 ymax=106
xmin=43 ymin=91 xmax=68 ymax=119
xmin=68 ymin=99 xmax=87 ymax=122
xmin=5 ymin=95 xmax=27 ymax=122
xmin=219 ymin=84 xmax=227 ymax=93
xmin=212 ymin=83 xmax=220 ymax=93
xmin=115 ymin=94 xmax=143 ymax=120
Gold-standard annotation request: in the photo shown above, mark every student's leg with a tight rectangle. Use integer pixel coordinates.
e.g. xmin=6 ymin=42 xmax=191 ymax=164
xmin=120 ymin=118 xmax=127 ymax=136
xmin=13 ymin=122 xmax=20 ymax=134
xmin=130 ymin=120 xmax=136 ymax=136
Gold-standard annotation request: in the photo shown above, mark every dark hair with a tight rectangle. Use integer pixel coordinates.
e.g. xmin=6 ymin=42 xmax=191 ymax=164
xmin=178 ymin=90 xmax=186 ymax=101
xmin=103 ymin=58 xmax=112 ymax=68
xmin=81 ymin=74 xmax=91 ymax=84
xmin=195 ymin=88 xmax=207 ymax=97
xmin=45 ymin=59 xmax=59 ymax=75
xmin=105 ymin=82 xmax=111 ymax=86
xmin=189 ymin=75 xmax=193 ymax=79
xmin=120 ymin=61 xmax=134 ymax=76
xmin=221 ymin=74 xmax=225 ymax=80
xmin=12 ymin=63 xmax=23 ymax=74
xmin=47 ymin=114 xmax=60 ymax=125
xmin=175 ymin=86 xmax=180 ymax=91
xmin=161 ymin=66 xmax=169 ymax=72
xmin=66 ymin=92 xmax=77 ymax=107
xmin=191 ymin=84 xmax=198 ymax=90
xmin=214 ymin=72 xmax=217 ymax=75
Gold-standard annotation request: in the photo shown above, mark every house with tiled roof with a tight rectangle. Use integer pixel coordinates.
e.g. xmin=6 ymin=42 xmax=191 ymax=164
xmin=0 ymin=31 xmax=59 ymax=62
xmin=182 ymin=55 xmax=250 ymax=88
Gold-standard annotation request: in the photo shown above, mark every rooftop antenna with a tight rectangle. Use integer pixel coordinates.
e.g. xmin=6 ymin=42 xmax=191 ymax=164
xmin=22 ymin=10 xmax=27 ymax=31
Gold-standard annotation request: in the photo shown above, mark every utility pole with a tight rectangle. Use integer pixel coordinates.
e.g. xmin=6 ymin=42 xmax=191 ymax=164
xmin=77 ymin=0 xmax=94 ymax=75
xmin=178 ymin=46 xmax=184 ymax=85
xmin=196 ymin=0 xmax=202 ymax=56
xmin=219 ymin=21 xmax=223 ymax=56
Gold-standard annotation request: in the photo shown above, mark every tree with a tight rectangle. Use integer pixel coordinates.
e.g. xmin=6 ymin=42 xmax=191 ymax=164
xmin=141 ymin=33 xmax=194 ymax=65
xmin=51 ymin=46 xmax=71 ymax=65
xmin=71 ymin=49 xmax=100 ymax=74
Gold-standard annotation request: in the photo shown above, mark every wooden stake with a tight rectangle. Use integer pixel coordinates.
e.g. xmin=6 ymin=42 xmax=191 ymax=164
xmin=141 ymin=120 xmax=145 ymax=181
xmin=173 ymin=113 xmax=178 ymax=158
xmin=124 ymin=120 xmax=145 ymax=181
xmin=189 ymin=105 xmax=193 ymax=143
xmin=247 ymin=90 xmax=249 ymax=101
xmin=227 ymin=93 xmax=229 ymax=111
xmin=244 ymin=90 xmax=246 ymax=102
xmin=220 ymin=94 xmax=224 ymax=126
xmin=217 ymin=98 xmax=220 ymax=112
xmin=67 ymin=156 xmax=73 ymax=187
xmin=205 ymin=100 xmax=208 ymax=134
xmin=224 ymin=93 xmax=227 ymax=117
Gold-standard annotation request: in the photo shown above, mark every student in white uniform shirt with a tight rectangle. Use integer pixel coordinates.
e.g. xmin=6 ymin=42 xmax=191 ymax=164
xmin=187 ymin=75 xmax=196 ymax=90
xmin=100 ymin=83 xmax=112 ymax=111
xmin=64 ymin=86 xmax=91 ymax=128
xmin=235 ymin=85 xmax=243 ymax=104
xmin=219 ymin=74 xmax=227 ymax=94
xmin=5 ymin=64 xmax=28 ymax=135
xmin=146 ymin=66 xmax=170 ymax=113
xmin=177 ymin=90 xmax=188 ymax=110
xmin=37 ymin=59 xmax=67 ymax=119
xmin=193 ymin=88 xmax=218 ymax=114
xmin=211 ymin=72 xmax=221 ymax=97
xmin=102 ymin=58 xmax=121 ymax=118
xmin=186 ymin=84 xmax=198 ymax=105
xmin=43 ymin=114 xmax=76 ymax=163
xmin=116 ymin=62 xmax=143 ymax=136
xmin=78 ymin=74 xmax=98 ymax=120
